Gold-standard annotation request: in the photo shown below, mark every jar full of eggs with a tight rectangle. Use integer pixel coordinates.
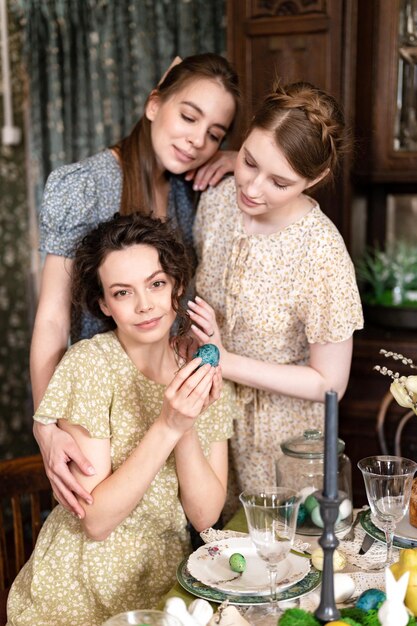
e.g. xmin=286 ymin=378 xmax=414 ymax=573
xmin=275 ymin=429 xmax=353 ymax=535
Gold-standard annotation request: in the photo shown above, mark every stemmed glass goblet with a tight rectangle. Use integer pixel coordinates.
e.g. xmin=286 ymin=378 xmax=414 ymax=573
xmin=239 ymin=487 xmax=301 ymax=626
xmin=358 ymin=455 xmax=417 ymax=568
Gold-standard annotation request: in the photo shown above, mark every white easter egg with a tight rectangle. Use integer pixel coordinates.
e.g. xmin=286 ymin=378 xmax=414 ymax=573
xmin=334 ymin=573 xmax=356 ymax=602
xmin=338 ymin=498 xmax=353 ymax=520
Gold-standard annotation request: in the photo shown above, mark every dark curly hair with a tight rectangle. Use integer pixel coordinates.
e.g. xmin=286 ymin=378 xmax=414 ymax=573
xmin=71 ymin=213 xmax=192 ymax=341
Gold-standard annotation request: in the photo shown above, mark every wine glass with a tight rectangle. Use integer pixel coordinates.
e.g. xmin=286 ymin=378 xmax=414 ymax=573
xmin=239 ymin=487 xmax=301 ymax=626
xmin=358 ymin=455 xmax=417 ymax=568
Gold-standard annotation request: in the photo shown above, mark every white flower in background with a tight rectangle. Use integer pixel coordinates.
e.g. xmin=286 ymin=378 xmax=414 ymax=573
xmin=374 ymin=350 xmax=417 ymax=416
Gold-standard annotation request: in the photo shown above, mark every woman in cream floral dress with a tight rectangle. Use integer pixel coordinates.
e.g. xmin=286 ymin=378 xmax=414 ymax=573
xmin=7 ymin=214 xmax=236 ymax=626
xmin=188 ymin=81 xmax=363 ymax=517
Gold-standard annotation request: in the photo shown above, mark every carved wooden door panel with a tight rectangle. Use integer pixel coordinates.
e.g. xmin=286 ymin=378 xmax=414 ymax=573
xmin=227 ymin=0 xmax=356 ymax=244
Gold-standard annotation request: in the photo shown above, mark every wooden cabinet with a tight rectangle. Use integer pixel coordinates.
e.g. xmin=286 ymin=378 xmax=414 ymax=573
xmin=227 ymin=0 xmax=358 ymax=246
xmin=355 ymin=0 xmax=417 ymax=183
xmin=339 ymin=326 xmax=417 ymax=506
xmin=354 ymin=0 xmax=417 ymax=247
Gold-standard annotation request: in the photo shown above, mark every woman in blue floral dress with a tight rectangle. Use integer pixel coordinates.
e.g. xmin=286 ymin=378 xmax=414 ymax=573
xmin=30 ymin=54 xmax=240 ymax=516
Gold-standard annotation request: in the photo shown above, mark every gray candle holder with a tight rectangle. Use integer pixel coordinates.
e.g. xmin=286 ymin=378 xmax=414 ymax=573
xmin=314 ymin=492 xmax=342 ymax=622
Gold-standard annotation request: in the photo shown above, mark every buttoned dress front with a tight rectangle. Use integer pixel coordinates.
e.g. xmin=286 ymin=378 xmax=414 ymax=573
xmin=7 ymin=332 xmax=236 ymax=626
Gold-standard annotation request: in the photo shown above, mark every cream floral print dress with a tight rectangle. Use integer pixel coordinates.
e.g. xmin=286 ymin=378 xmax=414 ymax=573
xmin=7 ymin=332 xmax=236 ymax=626
xmin=194 ymin=177 xmax=363 ymax=518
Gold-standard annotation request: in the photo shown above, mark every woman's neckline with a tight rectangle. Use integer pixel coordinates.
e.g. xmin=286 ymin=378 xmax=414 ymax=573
xmin=108 ymin=330 xmax=181 ymax=386
xmin=240 ymin=195 xmax=318 ymax=237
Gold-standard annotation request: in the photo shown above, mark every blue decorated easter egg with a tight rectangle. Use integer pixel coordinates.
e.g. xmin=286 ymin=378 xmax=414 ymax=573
xmin=297 ymin=503 xmax=307 ymax=525
xmin=355 ymin=588 xmax=386 ymax=610
xmin=193 ymin=344 xmax=220 ymax=367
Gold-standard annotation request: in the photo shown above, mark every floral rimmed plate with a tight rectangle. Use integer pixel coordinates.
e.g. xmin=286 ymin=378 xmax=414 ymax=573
xmin=360 ymin=508 xmax=417 ymax=548
xmin=177 ymin=558 xmax=321 ymax=606
xmin=186 ymin=537 xmax=311 ymax=596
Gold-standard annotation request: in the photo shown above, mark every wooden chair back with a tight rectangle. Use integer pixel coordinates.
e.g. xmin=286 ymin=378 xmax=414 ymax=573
xmin=0 ymin=454 xmax=53 ymax=592
xmin=376 ymin=391 xmax=416 ymax=457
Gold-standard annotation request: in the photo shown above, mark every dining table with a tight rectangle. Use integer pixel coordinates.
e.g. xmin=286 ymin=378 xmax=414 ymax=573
xmin=158 ymin=507 xmax=401 ymax=615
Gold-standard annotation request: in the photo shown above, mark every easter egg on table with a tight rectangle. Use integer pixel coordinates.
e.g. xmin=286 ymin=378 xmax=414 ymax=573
xmin=338 ymin=498 xmax=353 ymax=520
xmin=311 ymin=547 xmax=347 ymax=572
xmin=229 ymin=553 xmax=246 ymax=573
xmin=333 ymin=573 xmax=355 ymax=603
xmin=355 ymin=588 xmax=386 ymax=610
xmin=310 ymin=506 xmax=342 ymax=528
xmin=310 ymin=506 xmax=324 ymax=528
xmin=193 ymin=344 xmax=220 ymax=367
xmin=297 ymin=503 xmax=307 ymax=525
xmin=304 ymin=494 xmax=319 ymax=515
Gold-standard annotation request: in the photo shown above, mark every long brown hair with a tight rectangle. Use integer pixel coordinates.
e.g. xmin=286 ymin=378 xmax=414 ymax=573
xmin=72 ymin=213 xmax=192 ymax=341
xmin=112 ymin=53 xmax=241 ymax=215
xmin=247 ymin=81 xmax=349 ymax=189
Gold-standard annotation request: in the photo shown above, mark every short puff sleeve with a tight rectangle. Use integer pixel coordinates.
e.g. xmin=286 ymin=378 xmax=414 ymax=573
xmin=299 ymin=229 xmax=363 ymax=344
xmin=34 ymin=339 xmax=114 ymax=438
xmin=39 ymin=151 xmax=121 ymax=258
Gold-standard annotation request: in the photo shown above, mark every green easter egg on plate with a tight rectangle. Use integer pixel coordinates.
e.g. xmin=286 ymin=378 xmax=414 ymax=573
xmin=229 ymin=552 xmax=246 ymax=573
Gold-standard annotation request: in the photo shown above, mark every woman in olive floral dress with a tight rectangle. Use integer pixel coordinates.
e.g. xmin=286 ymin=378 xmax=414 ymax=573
xmin=7 ymin=214 xmax=236 ymax=626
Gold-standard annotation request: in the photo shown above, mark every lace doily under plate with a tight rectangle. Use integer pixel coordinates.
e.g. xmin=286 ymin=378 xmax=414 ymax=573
xmin=200 ymin=523 xmax=389 ymax=611
xmin=199 ymin=528 xmax=311 ymax=554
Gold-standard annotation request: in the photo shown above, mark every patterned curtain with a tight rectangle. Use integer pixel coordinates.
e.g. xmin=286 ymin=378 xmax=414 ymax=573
xmin=12 ymin=0 xmax=226 ymax=210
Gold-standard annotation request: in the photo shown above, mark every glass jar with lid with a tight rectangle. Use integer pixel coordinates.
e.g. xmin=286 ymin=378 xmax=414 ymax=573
xmin=275 ymin=429 xmax=353 ymax=535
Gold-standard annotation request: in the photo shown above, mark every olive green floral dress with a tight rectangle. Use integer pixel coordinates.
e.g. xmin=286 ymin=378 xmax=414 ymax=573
xmin=194 ymin=177 xmax=363 ymax=519
xmin=7 ymin=332 xmax=235 ymax=626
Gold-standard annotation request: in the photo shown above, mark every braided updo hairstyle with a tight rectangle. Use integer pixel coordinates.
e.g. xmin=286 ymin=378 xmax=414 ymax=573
xmin=247 ymin=81 xmax=349 ymax=188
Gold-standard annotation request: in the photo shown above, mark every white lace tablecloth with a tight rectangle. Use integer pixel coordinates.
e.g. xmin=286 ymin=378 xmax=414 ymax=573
xmin=200 ymin=508 xmax=396 ymax=612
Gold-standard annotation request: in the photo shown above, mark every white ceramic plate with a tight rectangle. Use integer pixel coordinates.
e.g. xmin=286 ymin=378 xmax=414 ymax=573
xmin=187 ymin=537 xmax=310 ymax=595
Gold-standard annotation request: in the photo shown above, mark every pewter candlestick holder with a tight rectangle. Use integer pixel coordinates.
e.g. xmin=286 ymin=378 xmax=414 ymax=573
xmin=314 ymin=492 xmax=341 ymax=622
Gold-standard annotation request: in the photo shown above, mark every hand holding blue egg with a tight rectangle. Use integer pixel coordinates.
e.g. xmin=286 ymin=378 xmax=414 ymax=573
xmin=192 ymin=344 xmax=220 ymax=368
